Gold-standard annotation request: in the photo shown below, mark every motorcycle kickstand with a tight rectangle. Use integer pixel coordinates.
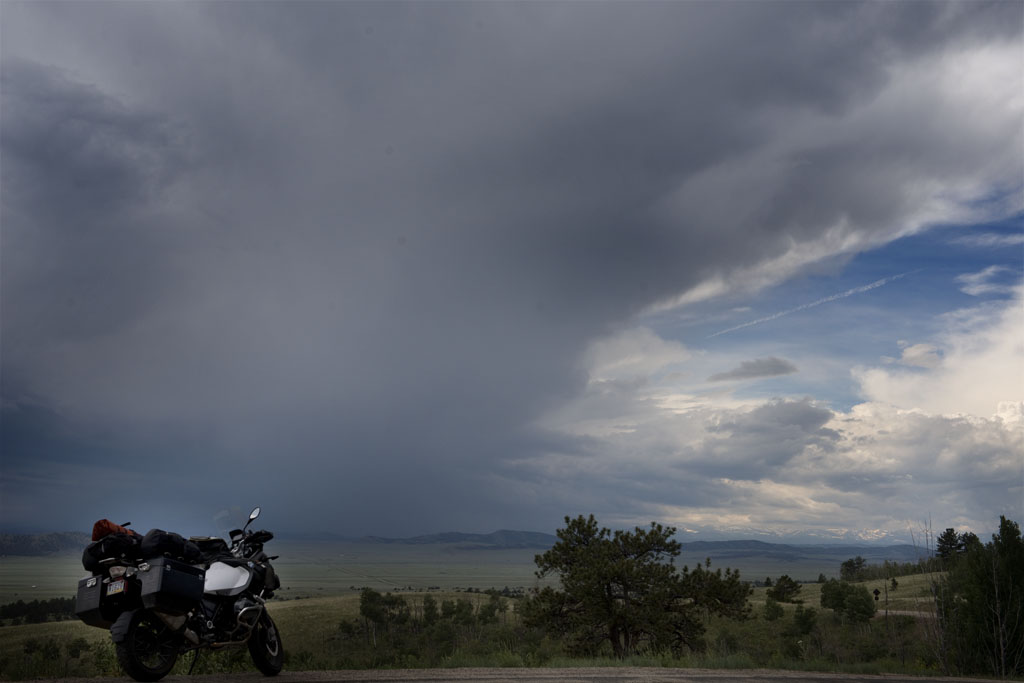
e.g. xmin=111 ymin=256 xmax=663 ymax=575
xmin=188 ymin=648 xmax=202 ymax=675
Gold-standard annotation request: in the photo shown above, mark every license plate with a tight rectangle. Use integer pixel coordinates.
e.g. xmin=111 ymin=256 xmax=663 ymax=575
xmin=107 ymin=580 xmax=125 ymax=596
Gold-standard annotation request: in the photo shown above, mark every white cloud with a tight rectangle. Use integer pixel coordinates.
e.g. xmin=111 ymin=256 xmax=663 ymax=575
xmin=956 ymin=265 xmax=1016 ymax=296
xmin=519 ymin=316 xmax=1023 ymax=538
xmin=899 ymin=343 xmax=942 ymax=369
xmin=582 ymin=327 xmax=691 ymax=383
xmin=951 ymin=233 xmax=1024 ymax=248
xmin=524 ymin=388 xmax=1022 ymax=538
xmin=856 ymin=283 xmax=1024 ymax=418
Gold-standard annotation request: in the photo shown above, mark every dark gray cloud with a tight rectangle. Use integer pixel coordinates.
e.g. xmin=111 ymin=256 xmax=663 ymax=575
xmin=1 ymin=59 xmax=187 ymax=350
xmin=708 ymin=358 xmax=799 ymax=382
xmin=692 ymin=399 xmax=839 ymax=479
xmin=1 ymin=1 xmax=1021 ymax=535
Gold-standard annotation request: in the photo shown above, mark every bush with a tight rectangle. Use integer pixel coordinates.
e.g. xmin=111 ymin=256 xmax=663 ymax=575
xmin=820 ymin=579 xmax=875 ymax=623
xmin=790 ymin=605 xmax=817 ymax=635
xmin=763 ymin=597 xmax=784 ymax=621
xmin=766 ymin=575 xmax=802 ymax=603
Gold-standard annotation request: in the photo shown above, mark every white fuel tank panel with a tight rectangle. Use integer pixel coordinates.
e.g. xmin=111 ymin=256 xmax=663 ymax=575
xmin=204 ymin=562 xmax=251 ymax=596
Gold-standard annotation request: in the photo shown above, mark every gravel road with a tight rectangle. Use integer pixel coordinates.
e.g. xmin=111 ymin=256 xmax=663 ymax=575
xmin=44 ymin=670 xmax=996 ymax=683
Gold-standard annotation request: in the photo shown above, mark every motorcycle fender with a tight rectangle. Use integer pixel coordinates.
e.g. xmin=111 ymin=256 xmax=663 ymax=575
xmin=110 ymin=609 xmax=137 ymax=643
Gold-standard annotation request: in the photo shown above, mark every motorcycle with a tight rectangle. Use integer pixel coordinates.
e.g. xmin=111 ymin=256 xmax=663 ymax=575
xmin=75 ymin=507 xmax=284 ymax=682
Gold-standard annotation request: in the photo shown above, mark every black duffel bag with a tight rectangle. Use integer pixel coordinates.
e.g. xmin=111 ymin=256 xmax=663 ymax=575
xmin=190 ymin=536 xmax=232 ymax=564
xmin=82 ymin=533 xmax=142 ymax=573
xmin=141 ymin=528 xmax=202 ymax=564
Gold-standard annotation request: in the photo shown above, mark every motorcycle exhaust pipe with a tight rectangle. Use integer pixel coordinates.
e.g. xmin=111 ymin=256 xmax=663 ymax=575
xmin=154 ymin=612 xmax=200 ymax=645
xmin=210 ymin=639 xmax=250 ymax=648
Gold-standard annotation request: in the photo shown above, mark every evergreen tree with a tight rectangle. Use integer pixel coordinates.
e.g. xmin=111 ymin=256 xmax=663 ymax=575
xmin=936 ymin=527 xmax=961 ymax=560
xmin=762 ymin=597 xmax=783 ymax=621
xmin=525 ymin=514 xmax=750 ymax=657
xmin=934 ymin=516 xmax=1024 ymax=677
xmin=421 ymin=595 xmax=439 ymax=625
xmin=820 ymin=579 xmax=875 ymax=623
xmin=766 ymin=575 xmax=802 ymax=603
xmin=839 ymin=556 xmax=866 ymax=581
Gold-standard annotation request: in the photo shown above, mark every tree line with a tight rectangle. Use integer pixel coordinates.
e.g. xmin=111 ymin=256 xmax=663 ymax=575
xmin=838 ymin=554 xmax=943 ymax=582
xmin=930 ymin=516 xmax=1022 ymax=677
xmin=0 ymin=597 xmax=76 ymax=624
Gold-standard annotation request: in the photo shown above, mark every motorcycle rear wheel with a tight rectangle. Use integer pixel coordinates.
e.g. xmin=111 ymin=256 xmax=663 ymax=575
xmin=115 ymin=609 xmax=182 ymax=682
xmin=248 ymin=613 xmax=283 ymax=676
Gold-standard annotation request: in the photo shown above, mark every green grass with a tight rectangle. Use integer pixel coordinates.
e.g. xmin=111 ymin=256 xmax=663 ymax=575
xmin=0 ymin=618 xmax=113 ymax=679
xmin=0 ymin=554 xmax=86 ymax=605
xmin=274 ymin=541 xmax=555 ymax=597
xmin=857 ymin=572 xmax=938 ymax=612
xmin=746 ymin=571 xmax=941 ymax=617
xmin=0 ymin=619 xmax=107 ymax=661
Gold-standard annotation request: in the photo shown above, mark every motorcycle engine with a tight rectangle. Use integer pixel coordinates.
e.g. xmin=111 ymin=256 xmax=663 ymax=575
xmin=233 ymin=597 xmax=262 ymax=634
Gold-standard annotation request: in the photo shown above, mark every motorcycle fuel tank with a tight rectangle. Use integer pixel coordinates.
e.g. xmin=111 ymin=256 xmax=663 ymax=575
xmin=204 ymin=562 xmax=252 ymax=596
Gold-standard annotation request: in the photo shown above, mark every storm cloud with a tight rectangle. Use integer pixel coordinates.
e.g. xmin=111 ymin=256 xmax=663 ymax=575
xmin=1 ymin=1 xmax=1021 ymax=536
xmin=708 ymin=358 xmax=799 ymax=382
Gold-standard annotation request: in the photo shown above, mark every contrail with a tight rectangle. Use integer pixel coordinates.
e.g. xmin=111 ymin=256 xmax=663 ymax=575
xmin=708 ymin=271 xmax=918 ymax=338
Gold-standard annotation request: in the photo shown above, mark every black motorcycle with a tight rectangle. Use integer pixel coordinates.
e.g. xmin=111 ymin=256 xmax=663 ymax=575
xmin=75 ymin=507 xmax=284 ymax=681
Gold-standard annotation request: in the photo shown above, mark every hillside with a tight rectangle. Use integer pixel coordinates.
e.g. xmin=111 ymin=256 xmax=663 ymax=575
xmin=0 ymin=532 xmax=90 ymax=556
xmin=359 ymin=529 xmax=558 ymax=550
xmin=1 ymin=529 xmax=931 ymax=567
xmin=681 ymin=539 xmax=928 ymax=564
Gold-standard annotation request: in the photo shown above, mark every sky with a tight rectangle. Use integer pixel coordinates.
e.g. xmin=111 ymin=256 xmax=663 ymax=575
xmin=1 ymin=1 xmax=1022 ymax=544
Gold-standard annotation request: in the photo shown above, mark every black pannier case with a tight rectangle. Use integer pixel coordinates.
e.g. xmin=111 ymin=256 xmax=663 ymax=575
xmin=140 ymin=557 xmax=205 ymax=615
xmin=75 ymin=575 xmax=135 ymax=628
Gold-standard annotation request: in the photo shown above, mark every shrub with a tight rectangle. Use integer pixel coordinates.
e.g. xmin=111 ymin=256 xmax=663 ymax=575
xmin=763 ymin=597 xmax=784 ymax=621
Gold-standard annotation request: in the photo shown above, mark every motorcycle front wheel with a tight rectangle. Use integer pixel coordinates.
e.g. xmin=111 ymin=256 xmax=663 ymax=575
xmin=248 ymin=612 xmax=283 ymax=676
xmin=115 ymin=609 xmax=182 ymax=682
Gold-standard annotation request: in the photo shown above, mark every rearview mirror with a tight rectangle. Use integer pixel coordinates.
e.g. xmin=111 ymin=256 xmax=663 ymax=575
xmin=249 ymin=507 xmax=261 ymax=521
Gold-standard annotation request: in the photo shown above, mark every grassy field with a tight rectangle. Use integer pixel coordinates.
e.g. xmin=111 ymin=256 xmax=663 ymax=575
xmin=0 ymin=542 xmax=553 ymax=605
xmin=273 ymin=542 xmax=554 ymax=597
xmin=0 ymin=554 xmax=87 ymax=605
xmin=746 ymin=571 xmax=939 ymax=614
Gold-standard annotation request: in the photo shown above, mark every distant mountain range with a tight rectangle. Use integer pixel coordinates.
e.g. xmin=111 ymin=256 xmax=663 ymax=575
xmin=0 ymin=532 xmax=91 ymax=556
xmin=679 ymin=539 xmax=928 ymax=564
xmin=359 ymin=530 xmax=558 ymax=550
xmin=0 ymin=529 xmax=931 ymax=564
xmin=352 ymin=531 xmax=930 ymax=563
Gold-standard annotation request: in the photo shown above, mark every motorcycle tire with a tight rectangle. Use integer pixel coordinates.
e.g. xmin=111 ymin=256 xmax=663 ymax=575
xmin=115 ymin=609 xmax=182 ymax=682
xmin=248 ymin=612 xmax=284 ymax=676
